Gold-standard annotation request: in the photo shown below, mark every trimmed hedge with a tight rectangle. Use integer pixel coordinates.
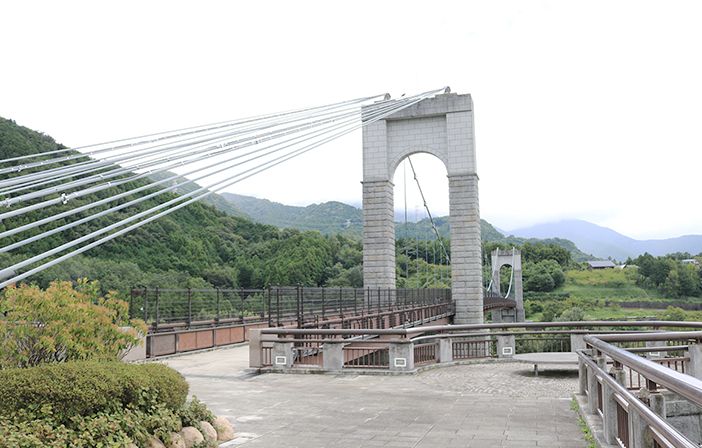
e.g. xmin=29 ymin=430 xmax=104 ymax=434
xmin=0 ymin=361 xmax=188 ymax=421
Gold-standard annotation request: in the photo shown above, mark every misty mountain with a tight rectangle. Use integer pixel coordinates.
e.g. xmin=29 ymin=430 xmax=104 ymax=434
xmin=508 ymin=219 xmax=702 ymax=260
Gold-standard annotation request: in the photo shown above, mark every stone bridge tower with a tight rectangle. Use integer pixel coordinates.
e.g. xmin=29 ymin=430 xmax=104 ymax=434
xmin=361 ymin=92 xmax=483 ymax=324
xmin=490 ymin=248 xmax=526 ymax=322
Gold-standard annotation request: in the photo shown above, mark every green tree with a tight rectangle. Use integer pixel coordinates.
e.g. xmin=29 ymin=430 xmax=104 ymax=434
xmin=0 ymin=280 xmax=146 ymax=368
xmin=661 ymin=306 xmax=687 ymax=321
xmin=524 ymin=262 xmax=556 ymax=292
xmin=557 ymin=306 xmax=585 ymax=322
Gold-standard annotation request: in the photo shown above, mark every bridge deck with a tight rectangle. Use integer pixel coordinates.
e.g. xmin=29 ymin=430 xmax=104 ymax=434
xmin=164 ymin=345 xmax=587 ymax=447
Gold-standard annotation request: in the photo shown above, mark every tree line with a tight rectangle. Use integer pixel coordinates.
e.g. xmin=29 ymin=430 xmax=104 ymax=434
xmin=626 ymin=252 xmax=702 ymax=298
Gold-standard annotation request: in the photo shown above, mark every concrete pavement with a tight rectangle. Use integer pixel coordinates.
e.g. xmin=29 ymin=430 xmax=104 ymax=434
xmin=163 ymin=345 xmax=587 ymax=447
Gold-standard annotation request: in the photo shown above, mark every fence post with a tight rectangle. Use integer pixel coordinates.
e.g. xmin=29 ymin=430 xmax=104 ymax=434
xmin=300 ymin=286 xmax=304 ymax=327
xmin=586 ymin=364 xmax=598 ymax=415
xmin=377 ymin=288 xmax=382 ymax=329
xmin=322 ymin=341 xmax=344 ymax=372
xmin=578 ymin=357 xmax=588 ymax=395
xmin=602 ymin=380 xmax=618 ymax=445
xmin=321 ymin=288 xmax=326 ymax=322
xmin=154 ymin=287 xmax=160 ymax=330
xmin=215 ymin=288 xmax=220 ymax=324
xmin=239 ymin=289 xmax=245 ymax=323
xmin=647 ymin=380 xmax=666 ymax=418
xmin=438 ymin=338 xmax=453 ymax=363
xmin=272 ymin=341 xmax=294 ymax=369
xmin=687 ymin=341 xmax=702 ymax=380
xmin=276 ymin=287 xmax=281 ymax=327
xmin=496 ymin=335 xmax=515 ymax=358
xmin=338 ymin=287 xmax=343 ymax=319
xmin=248 ymin=329 xmax=262 ymax=368
xmin=389 ymin=341 xmax=414 ymax=372
xmin=187 ymin=288 xmax=192 ymax=329
xmin=143 ymin=287 xmax=149 ymax=323
xmin=129 ymin=288 xmax=135 ymax=318
xmin=570 ymin=334 xmax=586 ymax=353
xmin=629 ymin=408 xmax=646 ymax=448
xmin=353 ymin=288 xmax=358 ymax=315
xmin=267 ymin=287 xmax=272 ymax=327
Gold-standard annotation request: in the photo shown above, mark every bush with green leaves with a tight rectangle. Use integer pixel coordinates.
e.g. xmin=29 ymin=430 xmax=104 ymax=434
xmin=0 ymin=360 xmax=221 ymax=447
xmin=0 ymin=361 xmax=188 ymax=420
xmin=179 ymin=396 xmax=215 ymax=430
xmin=0 ymin=280 xmax=147 ymax=368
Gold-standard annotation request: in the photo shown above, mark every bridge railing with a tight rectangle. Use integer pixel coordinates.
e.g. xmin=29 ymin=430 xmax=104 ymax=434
xmin=129 ymin=286 xmax=452 ymax=332
xmin=252 ymin=321 xmax=702 ymax=446
xmin=251 ymin=321 xmax=699 ymax=368
xmin=579 ymin=331 xmax=702 ymax=448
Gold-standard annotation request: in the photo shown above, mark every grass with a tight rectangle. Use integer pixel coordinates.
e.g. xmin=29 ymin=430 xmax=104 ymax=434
xmin=525 ymin=268 xmax=702 ymax=322
xmin=570 ymin=398 xmax=596 ymax=448
xmin=562 ymin=269 xmax=663 ymax=301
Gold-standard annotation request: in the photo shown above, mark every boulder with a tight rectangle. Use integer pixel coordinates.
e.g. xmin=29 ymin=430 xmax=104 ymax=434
xmin=146 ymin=436 xmax=166 ymax=448
xmin=212 ymin=416 xmax=236 ymax=441
xmin=200 ymin=421 xmax=218 ymax=444
xmin=126 ymin=443 xmax=139 ymax=448
xmin=179 ymin=426 xmax=204 ymax=448
xmin=167 ymin=433 xmax=186 ymax=448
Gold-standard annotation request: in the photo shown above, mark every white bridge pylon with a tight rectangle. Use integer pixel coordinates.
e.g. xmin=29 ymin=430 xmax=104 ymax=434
xmin=489 ymin=247 xmax=525 ymax=322
xmin=361 ymin=91 xmax=483 ymax=324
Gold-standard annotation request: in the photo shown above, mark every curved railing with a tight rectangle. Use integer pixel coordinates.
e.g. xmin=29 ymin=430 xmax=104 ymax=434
xmin=250 ymin=321 xmax=702 ymax=447
xmin=579 ymin=331 xmax=702 ymax=447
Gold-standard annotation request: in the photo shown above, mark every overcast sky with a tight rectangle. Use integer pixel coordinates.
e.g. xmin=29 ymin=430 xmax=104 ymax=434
xmin=1 ymin=1 xmax=700 ymax=240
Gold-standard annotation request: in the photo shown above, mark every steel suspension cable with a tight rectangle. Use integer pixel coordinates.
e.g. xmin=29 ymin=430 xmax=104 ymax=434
xmin=0 ymin=89 xmax=444 ymax=286
xmin=406 ymin=156 xmax=450 ymax=263
xmin=1 ymin=99 xmax=407 ymax=251
xmin=0 ymin=98 xmax=380 ymax=192
xmin=1 ymin=107 xmax=366 ymax=204
xmin=0 ymin=105 xmax=382 ymax=219
xmin=0 ymin=94 xmax=386 ymax=167
xmin=0 ymin=96 xmax=408 ymax=239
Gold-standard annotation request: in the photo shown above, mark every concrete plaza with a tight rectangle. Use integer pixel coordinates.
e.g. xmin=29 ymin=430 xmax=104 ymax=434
xmin=164 ymin=345 xmax=587 ymax=447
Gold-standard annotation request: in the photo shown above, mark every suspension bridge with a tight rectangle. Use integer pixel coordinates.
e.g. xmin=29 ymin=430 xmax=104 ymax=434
xmin=4 ymin=89 xmax=702 ymax=447
xmin=0 ymin=87 xmax=521 ymax=326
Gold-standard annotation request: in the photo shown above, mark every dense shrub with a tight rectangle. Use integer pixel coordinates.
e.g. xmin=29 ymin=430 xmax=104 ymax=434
xmin=0 ymin=280 xmax=146 ymax=368
xmin=0 ymin=361 xmax=188 ymax=421
xmin=179 ymin=396 xmax=215 ymax=430
xmin=0 ymin=402 xmax=181 ymax=448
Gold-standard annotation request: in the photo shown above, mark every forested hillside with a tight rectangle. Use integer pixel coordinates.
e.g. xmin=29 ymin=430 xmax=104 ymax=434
xmin=0 ymin=117 xmax=595 ymax=299
xmin=0 ymin=117 xmax=363 ymax=294
xmin=222 ymin=193 xmax=592 ymax=260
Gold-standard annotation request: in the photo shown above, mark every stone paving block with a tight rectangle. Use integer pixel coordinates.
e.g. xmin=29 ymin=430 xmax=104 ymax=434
xmin=165 ymin=347 xmax=587 ymax=448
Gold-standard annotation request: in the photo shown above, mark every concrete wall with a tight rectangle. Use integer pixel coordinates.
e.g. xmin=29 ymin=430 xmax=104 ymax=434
xmin=362 ymin=93 xmax=483 ymax=324
xmin=665 ymin=393 xmax=702 ymax=444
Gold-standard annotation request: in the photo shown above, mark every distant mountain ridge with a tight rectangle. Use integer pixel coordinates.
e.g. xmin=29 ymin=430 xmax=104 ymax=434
xmin=221 ymin=193 xmax=363 ymax=236
xmin=509 ymin=219 xmax=702 ymax=260
xmin=220 ymin=193 xmax=592 ymax=260
xmin=221 ymin=192 xmax=503 ymax=240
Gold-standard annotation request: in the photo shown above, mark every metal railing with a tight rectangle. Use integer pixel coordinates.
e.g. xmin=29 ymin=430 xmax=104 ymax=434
xmin=130 ymin=286 xmax=452 ymax=332
xmin=344 ymin=347 xmax=389 ymax=369
xmin=249 ymin=320 xmax=702 ymax=446
xmin=414 ymin=342 xmax=437 ymax=366
xmin=579 ymin=331 xmax=702 ymax=448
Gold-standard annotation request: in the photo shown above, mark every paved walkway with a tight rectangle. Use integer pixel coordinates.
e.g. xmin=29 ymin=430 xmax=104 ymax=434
xmin=163 ymin=345 xmax=587 ymax=448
